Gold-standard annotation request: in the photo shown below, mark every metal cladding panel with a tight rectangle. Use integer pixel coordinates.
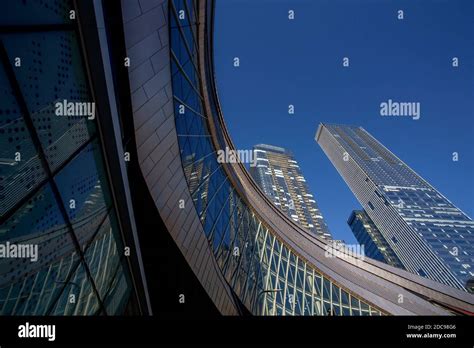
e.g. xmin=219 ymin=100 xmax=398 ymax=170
xmin=122 ymin=0 xmax=474 ymax=316
xmin=121 ymin=0 xmax=239 ymax=315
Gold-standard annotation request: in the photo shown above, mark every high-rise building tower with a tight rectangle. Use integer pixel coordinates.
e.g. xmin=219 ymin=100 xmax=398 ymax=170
xmin=250 ymin=144 xmax=332 ymax=240
xmin=316 ymin=123 xmax=474 ymax=291
xmin=348 ymin=210 xmax=405 ymax=269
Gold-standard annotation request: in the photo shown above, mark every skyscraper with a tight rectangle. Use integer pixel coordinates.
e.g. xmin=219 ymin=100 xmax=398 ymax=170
xmin=1 ymin=0 xmax=470 ymax=319
xmin=316 ymin=123 xmax=474 ymax=291
xmin=250 ymin=144 xmax=332 ymax=240
xmin=348 ymin=210 xmax=405 ymax=269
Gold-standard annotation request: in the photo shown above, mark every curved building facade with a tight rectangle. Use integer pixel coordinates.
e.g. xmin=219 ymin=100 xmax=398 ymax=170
xmin=120 ymin=0 xmax=474 ymax=315
xmin=0 ymin=0 xmax=473 ymax=316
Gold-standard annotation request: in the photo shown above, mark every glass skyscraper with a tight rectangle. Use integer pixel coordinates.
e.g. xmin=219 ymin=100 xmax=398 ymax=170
xmin=317 ymin=123 xmax=474 ymax=291
xmin=348 ymin=210 xmax=405 ymax=269
xmin=0 ymin=0 xmax=471 ymax=318
xmin=250 ymin=144 xmax=332 ymax=240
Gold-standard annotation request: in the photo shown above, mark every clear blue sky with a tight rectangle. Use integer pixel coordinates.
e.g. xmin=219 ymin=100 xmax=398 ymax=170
xmin=214 ymin=0 xmax=474 ymax=244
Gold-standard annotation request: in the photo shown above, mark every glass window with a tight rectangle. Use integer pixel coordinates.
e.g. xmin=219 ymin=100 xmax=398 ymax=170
xmin=49 ymin=262 xmax=102 ymax=315
xmin=2 ymin=32 xmax=97 ymax=173
xmin=0 ymin=250 xmax=80 ymax=315
xmin=331 ymin=284 xmax=340 ymax=306
xmin=0 ymin=62 xmax=47 ymax=216
xmin=103 ymin=261 xmax=133 ymax=315
xmin=322 ymin=277 xmax=331 ymax=301
xmin=0 ymin=0 xmax=72 ymax=25
xmin=341 ymin=289 xmax=350 ymax=306
xmin=83 ymin=212 xmax=124 ymax=300
xmin=53 ymin=140 xmax=112 ymax=248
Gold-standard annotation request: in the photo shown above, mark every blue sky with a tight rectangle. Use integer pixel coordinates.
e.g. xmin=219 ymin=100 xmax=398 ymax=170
xmin=214 ymin=0 xmax=474 ymax=244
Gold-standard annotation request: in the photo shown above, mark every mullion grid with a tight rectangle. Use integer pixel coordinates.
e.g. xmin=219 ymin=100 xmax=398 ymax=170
xmin=170 ymin=50 xmax=203 ymax=102
xmin=221 ymin=203 xmax=247 ymax=280
xmin=228 ymin=207 xmax=253 ymax=296
xmin=182 ymin=0 xmax=199 ymax=60
xmin=170 ymin=0 xmax=201 ymax=81
xmin=271 ymin=240 xmax=285 ymax=315
xmin=238 ymin=213 xmax=261 ymax=306
xmin=214 ymin=193 xmax=243 ymax=265
xmin=280 ymin=247 xmax=290 ymax=315
xmin=205 ymin=184 xmax=233 ymax=240
xmin=82 ymin=209 xmax=129 ymax=305
xmin=282 ymin=249 xmax=295 ymax=315
xmin=253 ymin=223 xmax=269 ymax=315
xmin=0 ymin=18 xmax=120 ymax=315
xmin=169 ymin=0 xmax=389 ymax=317
xmin=262 ymin=233 xmax=276 ymax=315
xmin=173 ymin=95 xmax=206 ymax=119
xmin=201 ymin=176 xmax=229 ymax=234
xmin=245 ymin=218 xmax=265 ymax=313
xmin=293 ymin=256 xmax=304 ymax=315
xmin=189 ymin=156 xmax=222 ymax=215
xmin=301 ymin=262 xmax=308 ymax=315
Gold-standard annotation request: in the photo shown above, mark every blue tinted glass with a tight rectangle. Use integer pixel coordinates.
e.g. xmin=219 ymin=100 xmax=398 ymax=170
xmin=0 ymin=62 xmax=47 ymax=215
xmin=49 ymin=262 xmax=101 ymax=315
xmin=103 ymin=260 xmax=132 ymax=315
xmin=2 ymin=31 xmax=97 ymax=172
xmin=0 ymin=0 xmax=73 ymax=25
xmin=83 ymin=212 xmax=123 ymax=300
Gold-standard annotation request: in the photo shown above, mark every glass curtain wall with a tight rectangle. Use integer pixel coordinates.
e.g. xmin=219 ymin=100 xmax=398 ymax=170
xmin=0 ymin=0 xmax=135 ymax=315
xmin=170 ymin=0 xmax=383 ymax=316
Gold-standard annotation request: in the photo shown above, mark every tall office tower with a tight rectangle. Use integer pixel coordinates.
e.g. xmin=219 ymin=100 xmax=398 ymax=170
xmin=348 ymin=210 xmax=405 ymax=269
xmin=250 ymin=144 xmax=332 ymax=240
xmin=316 ymin=124 xmax=474 ymax=291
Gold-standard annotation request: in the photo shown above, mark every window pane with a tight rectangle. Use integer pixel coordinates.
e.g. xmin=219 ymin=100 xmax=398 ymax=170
xmin=49 ymin=262 xmax=102 ymax=315
xmin=0 ymin=182 xmax=81 ymax=315
xmin=0 ymin=0 xmax=72 ymax=25
xmin=2 ymin=31 xmax=97 ymax=172
xmin=0 ymin=62 xmax=47 ymax=215
xmin=53 ymin=140 xmax=113 ymax=248
xmin=83 ymin=212 xmax=124 ymax=300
